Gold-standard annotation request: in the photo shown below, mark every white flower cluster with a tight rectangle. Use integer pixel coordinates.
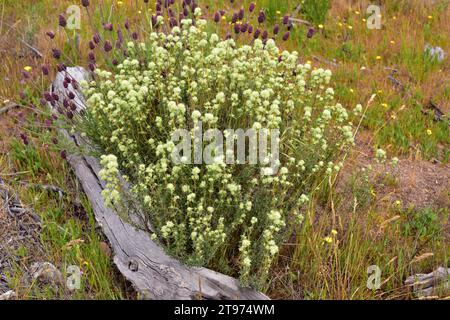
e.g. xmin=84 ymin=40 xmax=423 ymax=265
xmin=79 ymin=16 xmax=357 ymax=287
xmin=98 ymin=154 xmax=120 ymax=208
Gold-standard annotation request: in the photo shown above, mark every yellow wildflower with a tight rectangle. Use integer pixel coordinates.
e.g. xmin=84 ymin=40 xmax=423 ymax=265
xmin=426 ymin=129 xmax=432 ymax=136
xmin=323 ymin=236 xmax=333 ymax=244
xmin=331 ymin=229 xmax=338 ymax=235
xmin=24 ymin=66 xmax=32 ymax=72
xmin=318 ymin=24 xmax=324 ymax=29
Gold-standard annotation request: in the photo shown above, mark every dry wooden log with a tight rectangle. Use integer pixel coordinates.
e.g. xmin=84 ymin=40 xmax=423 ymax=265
xmin=405 ymin=267 xmax=450 ymax=297
xmin=50 ymin=67 xmax=268 ymax=300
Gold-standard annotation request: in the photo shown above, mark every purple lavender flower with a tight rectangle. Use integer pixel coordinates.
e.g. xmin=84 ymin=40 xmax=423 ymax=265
xmin=58 ymin=15 xmax=67 ymax=27
xmin=234 ymin=23 xmax=241 ymax=34
xmin=151 ymin=15 xmax=158 ymax=27
xmin=93 ymin=33 xmax=101 ymax=44
xmin=238 ymin=8 xmax=244 ymax=20
xmin=81 ymin=0 xmax=90 ymax=7
xmin=104 ymin=40 xmax=113 ymax=52
xmin=307 ymin=27 xmax=315 ymax=39
xmin=52 ymin=48 xmax=61 ymax=59
xmin=44 ymin=92 xmax=53 ymax=102
xmin=283 ymin=15 xmax=290 ymax=25
xmin=42 ymin=65 xmax=49 ymax=76
xmin=254 ymin=28 xmax=261 ymax=39
xmin=60 ymin=150 xmax=67 ymax=160
xmin=258 ymin=11 xmax=265 ymax=24
xmin=273 ymin=24 xmax=280 ymax=35
xmin=20 ymin=133 xmax=29 ymax=145
xmin=214 ymin=12 xmax=220 ymax=23
xmin=248 ymin=25 xmax=253 ymax=34
xmin=282 ymin=31 xmax=290 ymax=41
xmin=232 ymin=13 xmax=238 ymax=24
xmin=57 ymin=63 xmax=66 ymax=72
xmin=249 ymin=2 xmax=255 ymax=13
xmin=46 ymin=31 xmax=55 ymax=39
xmin=103 ymin=23 xmax=113 ymax=31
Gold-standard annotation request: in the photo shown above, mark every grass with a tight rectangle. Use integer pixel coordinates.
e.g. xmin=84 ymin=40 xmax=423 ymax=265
xmin=1 ymin=139 xmax=127 ymax=299
xmin=0 ymin=0 xmax=448 ymax=300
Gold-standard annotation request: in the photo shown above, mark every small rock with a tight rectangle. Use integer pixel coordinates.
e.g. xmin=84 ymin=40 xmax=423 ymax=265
xmin=0 ymin=290 xmax=17 ymax=300
xmin=30 ymin=262 xmax=64 ymax=286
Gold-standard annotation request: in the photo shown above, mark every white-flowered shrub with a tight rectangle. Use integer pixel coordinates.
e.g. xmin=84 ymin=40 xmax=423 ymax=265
xmin=76 ymin=16 xmax=357 ymax=288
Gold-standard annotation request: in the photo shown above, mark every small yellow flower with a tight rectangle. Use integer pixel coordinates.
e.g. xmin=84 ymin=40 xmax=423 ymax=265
xmin=362 ymin=18 xmax=366 ymax=22
xmin=24 ymin=66 xmax=32 ymax=72
xmin=395 ymin=200 xmax=401 ymax=206
xmin=306 ymin=60 xmax=312 ymax=65
xmin=276 ymin=11 xmax=281 ymax=15
xmin=376 ymin=55 xmax=382 ymax=60
xmin=331 ymin=229 xmax=338 ymax=235
xmin=323 ymin=236 xmax=333 ymax=244
xmin=390 ymin=113 xmax=397 ymax=120
xmin=427 ymin=15 xmax=433 ymax=20
xmin=349 ymin=88 xmax=354 ymax=93
xmin=381 ymin=103 xmax=389 ymax=108
xmin=338 ymin=22 xmax=343 ymax=27
xmin=426 ymin=129 xmax=432 ymax=136
xmin=390 ymin=40 xmax=395 ymax=45
xmin=393 ymin=16 xmax=397 ymax=20
xmin=318 ymin=24 xmax=324 ymax=29
xmin=138 ymin=10 xmax=142 ymax=14
xmin=355 ymin=11 xmax=360 ymax=15
xmin=377 ymin=90 xmax=383 ymax=94
xmin=348 ymin=25 xmax=353 ymax=30
xmin=221 ymin=16 xmax=226 ymax=20
xmin=117 ymin=1 xmax=123 ymax=5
